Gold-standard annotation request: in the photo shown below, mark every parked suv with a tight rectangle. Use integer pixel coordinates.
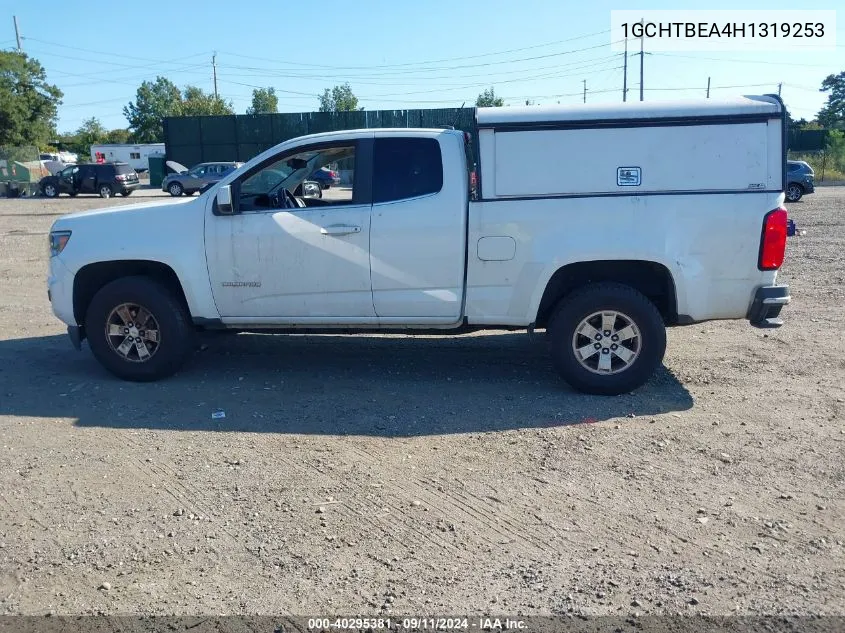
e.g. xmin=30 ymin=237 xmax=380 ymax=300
xmin=39 ymin=163 xmax=140 ymax=199
xmin=162 ymin=161 xmax=242 ymax=197
xmin=785 ymin=160 xmax=815 ymax=202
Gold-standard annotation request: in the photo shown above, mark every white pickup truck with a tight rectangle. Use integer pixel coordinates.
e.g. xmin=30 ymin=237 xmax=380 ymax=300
xmin=47 ymin=95 xmax=790 ymax=395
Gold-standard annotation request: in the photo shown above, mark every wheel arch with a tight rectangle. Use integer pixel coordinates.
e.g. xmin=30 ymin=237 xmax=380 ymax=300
xmin=73 ymin=260 xmax=191 ymax=327
xmin=534 ymin=259 xmax=678 ymax=329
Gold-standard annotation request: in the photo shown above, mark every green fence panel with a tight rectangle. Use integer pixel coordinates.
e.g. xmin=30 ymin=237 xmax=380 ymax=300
xmin=788 ymin=128 xmax=829 ymax=152
xmin=237 ymin=114 xmax=274 ymax=144
xmin=165 ymin=107 xmax=477 ymax=165
xmin=169 ymin=146 xmax=203 ymax=169
xmin=164 ymin=117 xmax=201 ymax=147
xmin=272 ymin=113 xmax=308 ymax=143
xmin=200 ymin=116 xmax=237 ymax=145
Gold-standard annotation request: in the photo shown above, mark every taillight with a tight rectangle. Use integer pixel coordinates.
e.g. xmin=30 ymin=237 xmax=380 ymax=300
xmin=759 ymin=207 xmax=788 ymax=270
xmin=115 ymin=174 xmax=126 ymax=181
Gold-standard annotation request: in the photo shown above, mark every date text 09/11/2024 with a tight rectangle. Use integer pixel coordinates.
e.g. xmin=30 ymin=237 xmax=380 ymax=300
xmin=306 ymin=617 xmax=527 ymax=630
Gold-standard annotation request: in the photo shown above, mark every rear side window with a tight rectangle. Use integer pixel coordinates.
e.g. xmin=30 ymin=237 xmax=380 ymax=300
xmin=115 ymin=164 xmax=135 ymax=175
xmin=373 ymin=137 xmax=443 ymax=203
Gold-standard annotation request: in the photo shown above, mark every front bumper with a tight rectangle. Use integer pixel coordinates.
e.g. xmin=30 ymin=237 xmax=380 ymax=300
xmin=47 ymin=255 xmax=77 ymax=326
xmin=748 ymin=284 xmax=790 ymax=328
xmin=803 ymin=179 xmax=815 ymax=194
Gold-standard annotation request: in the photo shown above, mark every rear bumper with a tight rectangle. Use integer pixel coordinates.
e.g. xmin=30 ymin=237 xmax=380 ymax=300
xmin=747 ymin=284 xmax=790 ymax=328
xmin=119 ymin=182 xmax=140 ymax=193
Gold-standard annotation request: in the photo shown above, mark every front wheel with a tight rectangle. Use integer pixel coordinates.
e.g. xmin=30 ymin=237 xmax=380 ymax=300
xmin=168 ymin=182 xmax=184 ymax=197
xmin=42 ymin=183 xmax=59 ymax=198
xmin=786 ymin=183 xmax=804 ymax=202
xmin=547 ymin=283 xmax=666 ymax=395
xmin=85 ymin=276 xmax=194 ymax=381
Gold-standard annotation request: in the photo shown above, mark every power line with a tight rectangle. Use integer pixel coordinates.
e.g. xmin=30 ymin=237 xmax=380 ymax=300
xmin=23 ymin=36 xmax=211 ymax=67
xmin=216 ymin=29 xmax=612 ymax=72
xmin=214 ymin=54 xmax=623 ymax=84
xmin=23 ymin=45 xmax=210 ymax=73
xmin=217 ymin=39 xmax=624 ymax=78
xmin=651 ymin=52 xmax=834 ymax=68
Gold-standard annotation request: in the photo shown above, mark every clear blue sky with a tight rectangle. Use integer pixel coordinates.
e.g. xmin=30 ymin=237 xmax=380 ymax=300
xmin=3 ymin=0 xmax=843 ymax=133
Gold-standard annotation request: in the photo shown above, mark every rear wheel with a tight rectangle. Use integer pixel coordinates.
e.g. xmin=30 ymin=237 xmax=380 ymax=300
xmin=547 ymin=282 xmax=666 ymax=395
xmin=120 ymin=190 xmax=133 ymax=197
xmin=85 ymin=276 xmax=194 ymax=381
xmin=786 ymin=183 xmax=804 ymax=202
xmin=168 ymin=182 xmax=184 ymax=197
xmin=98 ymin=184 xmax=113 ymax=198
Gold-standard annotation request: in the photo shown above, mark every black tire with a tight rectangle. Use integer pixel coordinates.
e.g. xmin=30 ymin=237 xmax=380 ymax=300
xmin=42 ymin=183 xmax=59 ymax=198
xmin=69 ymin=191 xmax=79 ymax=197
xmin=98 ymin=184 xmax=113 ymax=198
xmin=786 ymin=182 xmax=803 ymax=202
xmin=547 ymin=282 xmax=666 ymax=395
xmin=85 ymin=276 xmax=194 ymax=382
xmin=168 ymin=182 xmax=184 ymax=197
xmin=120 ymin=190 xmax=133 ymax=197
xmin=184 ymin=190 xmax=195 ymax=196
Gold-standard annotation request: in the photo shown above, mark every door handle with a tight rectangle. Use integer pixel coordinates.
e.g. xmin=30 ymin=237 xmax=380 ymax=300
xmin=320 ymin=224 xmax=361 ymax=236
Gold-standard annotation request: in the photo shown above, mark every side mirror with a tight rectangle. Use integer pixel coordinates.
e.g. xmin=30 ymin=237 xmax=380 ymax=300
xmin=216 ymin=184 xmax=235 ymax=215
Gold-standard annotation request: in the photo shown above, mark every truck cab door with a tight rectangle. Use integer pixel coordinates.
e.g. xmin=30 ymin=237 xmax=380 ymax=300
xmin=369 ymin=133 xmax=466 ymax=321
xmin=204 ymin=136 xmax=375 ymax=320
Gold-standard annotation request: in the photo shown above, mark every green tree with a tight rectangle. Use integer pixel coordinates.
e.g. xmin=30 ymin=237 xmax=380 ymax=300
xmin=105 ymin=128 xmax=131 ymax=144
xmin=179 ymin=86 xmax=234 ymax=116
xmin=73 ymin=117 xmax=107 ymax=157
xmin=0 ymin=51 xmax=63 ymax=147
xmin=247 ymin=87 xmax=278 ymax=114
xmin=476 ymin=87 xmax=504 ymax=107
xmin=817 ymin=71 xmax=845 ymax=129
xmin=318 ymin=83 xmax=359 ymax=112
xmin=123 ymin=76 xmax=182 ymax=143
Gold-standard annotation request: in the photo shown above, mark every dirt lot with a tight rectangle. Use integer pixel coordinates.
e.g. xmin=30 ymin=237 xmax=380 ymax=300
xmin=0 ymin=187 xmax=843 ymax=618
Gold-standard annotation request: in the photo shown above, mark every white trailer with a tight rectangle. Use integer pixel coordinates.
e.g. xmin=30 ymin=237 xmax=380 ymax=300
xmin=89 ymin=144 xmax=165 ymax=172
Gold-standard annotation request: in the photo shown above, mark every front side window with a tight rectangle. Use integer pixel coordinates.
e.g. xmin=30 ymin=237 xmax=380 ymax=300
xmin=373 ymin=137 xmax=443 ymax=203
xmin=238 ymin=144 xmax=355 ymax=212
xmin=190 ymin=166 xmax=207 ymax=178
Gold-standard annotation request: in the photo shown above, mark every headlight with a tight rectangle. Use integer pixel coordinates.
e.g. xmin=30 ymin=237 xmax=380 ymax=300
xmin=49 ymin=230 xmax=72 ymax=257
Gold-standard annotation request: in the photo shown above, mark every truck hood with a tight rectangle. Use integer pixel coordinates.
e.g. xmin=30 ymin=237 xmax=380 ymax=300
xmin=52 ymin=197 xmax=193 ymax=229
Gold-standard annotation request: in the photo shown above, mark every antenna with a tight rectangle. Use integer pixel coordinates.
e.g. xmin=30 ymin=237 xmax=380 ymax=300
xmin=449 ymin=102 xmax=467 ymax=129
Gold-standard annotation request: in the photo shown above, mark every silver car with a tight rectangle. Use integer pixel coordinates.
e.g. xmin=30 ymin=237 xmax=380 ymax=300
xmin=162 ymin=161 xmax=242 ymax=197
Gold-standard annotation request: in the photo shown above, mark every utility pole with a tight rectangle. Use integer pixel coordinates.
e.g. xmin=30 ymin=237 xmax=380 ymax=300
xmin=212 ymin=53 xmax=218 ymax=100
xmin=778 ymin=82 xmax=782 ymax=97
xmin=706 ymin=77 xmax=711 ymax=98
xmin=639 ymin=19 xmax=644 ymax=102
xmin=13 ymin=15 xmax=22 ymax=52
xmin=622 ymin=35 xmax=628 ymax=102
xmin=582 ymin=80 xmax=587 ymax=104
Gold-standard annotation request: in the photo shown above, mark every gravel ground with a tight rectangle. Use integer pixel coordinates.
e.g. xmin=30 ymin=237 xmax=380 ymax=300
xmin=0 ymin=186 xmax=842 ymax=618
